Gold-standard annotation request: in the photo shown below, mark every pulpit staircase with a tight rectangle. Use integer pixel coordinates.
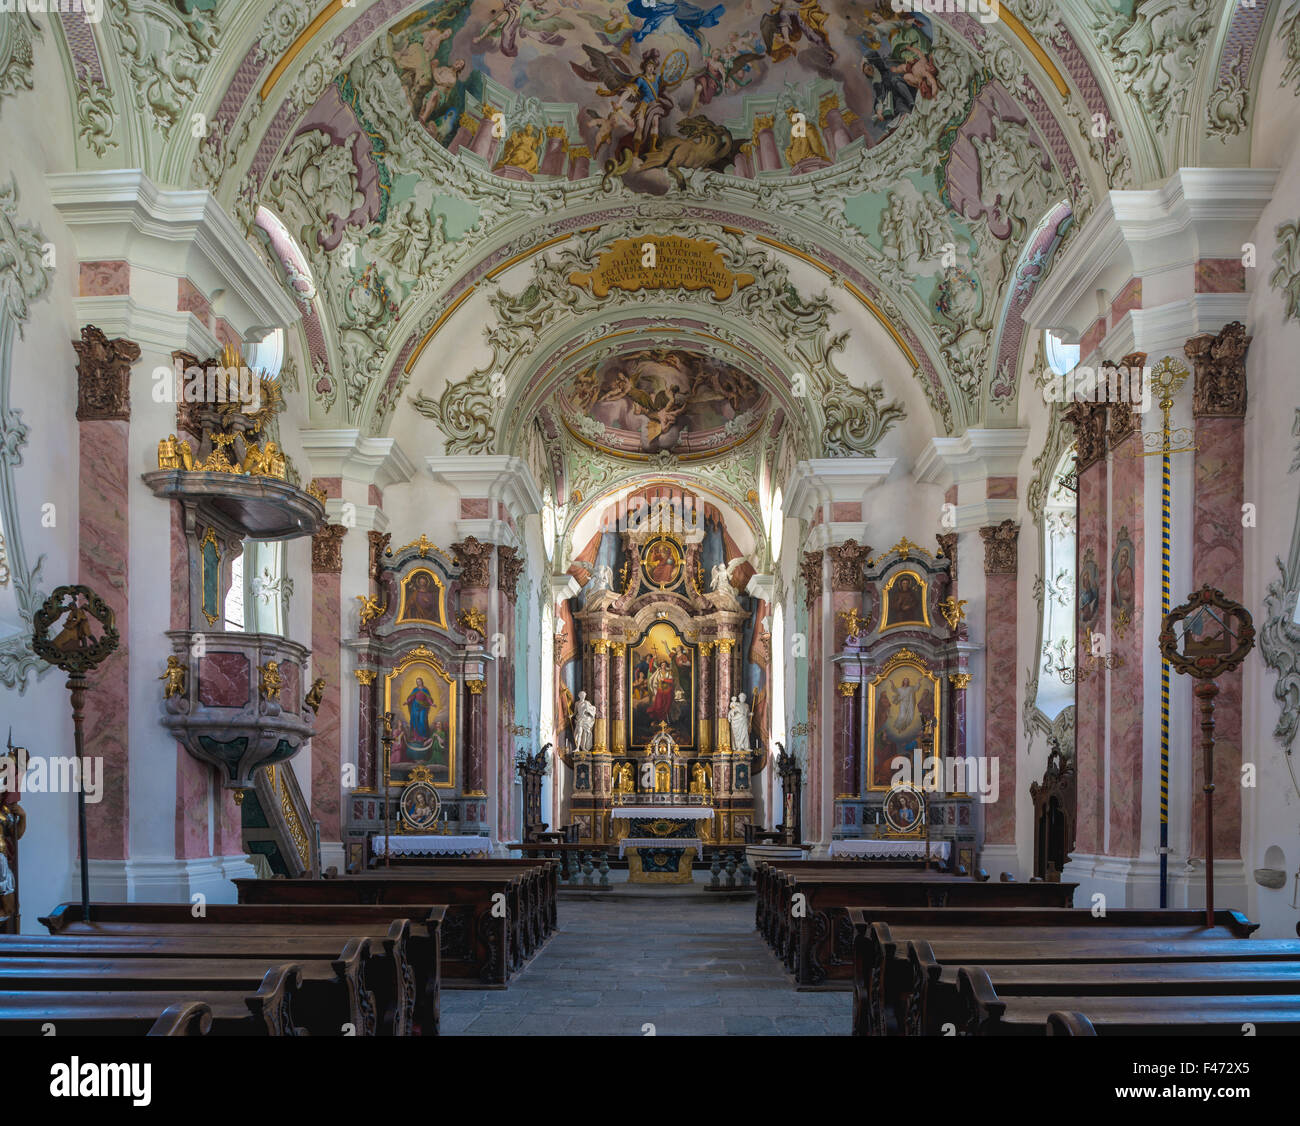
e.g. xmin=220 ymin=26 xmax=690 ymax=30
xmin=242 ymin=761 xmax=320 ymax=878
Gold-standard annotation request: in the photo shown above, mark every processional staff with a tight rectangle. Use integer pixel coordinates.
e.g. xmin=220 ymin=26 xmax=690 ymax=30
xmin=30 ymin=585 xmax=120 ymax=921
xmin=1158 ymin=586 xmax=1255 ymax=927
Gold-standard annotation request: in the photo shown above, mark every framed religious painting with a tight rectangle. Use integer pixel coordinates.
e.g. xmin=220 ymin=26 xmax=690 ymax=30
xmin=880 ymin=570 xmax=929 ymax=630
xmin=628 ymin=621 xmax=695 ymax=749
xmin=396 ymin=566 xmax=447 ymax=627
xmin=882 ymin=782 xmax=926 ymax=837
xmin=640 ymin=534 xmax=685 ymax=592
xmin=865 ymin=649 xmax=940 ymax=790
xmin=383 ymin=646 xmax=456 ymax=787
xmin=199 ymin=525 xmax=222 ymax=626
xmin=398 ymin=764 xmax=442 ymax=832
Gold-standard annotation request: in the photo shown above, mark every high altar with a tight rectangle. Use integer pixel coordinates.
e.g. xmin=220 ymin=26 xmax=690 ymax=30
xmin=555 ymin=496 xmax=769 ymax=852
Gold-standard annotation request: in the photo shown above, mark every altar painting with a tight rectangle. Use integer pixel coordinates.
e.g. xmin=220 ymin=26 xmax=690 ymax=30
xmin=866 ymin=651 xmax=939 ymax=790
xmin=397 ymin=567 xmax=447 ymax=627
xmin=628 ymin=621 xmax=694 ymax=748
xmin=881 ymin=570 xmax=928 ymax=630
xmin=384 ymin=650 xmax=456 ymax=787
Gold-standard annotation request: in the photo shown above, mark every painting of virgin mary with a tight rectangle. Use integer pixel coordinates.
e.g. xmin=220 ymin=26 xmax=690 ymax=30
xmin=385 ymin=654 xmax=456 ymax=787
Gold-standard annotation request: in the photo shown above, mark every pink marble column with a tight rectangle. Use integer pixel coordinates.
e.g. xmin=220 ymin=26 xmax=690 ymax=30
xmin=465 ymin=680 xmax=486 ymax=794
xmin=468 ymin=113 xmax=499 ymax=162
xmin=356 ymin=672 xmax=377 ymax=789
xmin=310 ymin=522 xmax=346 ymax=843
xmin=171 ymin=504 xmax=209 ymax=858
xmin=803 ymin=548 xmax=824 ymax=836
xmin=592 ymin=640 xmax=610 ymax=752
xmin=697 ymin=643 xmax=713 ymax=754
xmin=1108 ymin=393 xmax=1145 ymax=857
xmin=715 ymin=637 xmax=735 ymax=749
xmin=567 ymin=146 xmax=591 ymax=180
xmin=540 ymin=130 xmax=568 ymax=176
xmin=821 ymin=107 xmax=853 ymax=154
xmin=1185 ymin=324 xmax=1249 ymax=859
xmin=979 ymin=520 xmax=1020 ymax=845
xmin=611 ymin=643 xmax=627 ymax=756
xmin=835 ymin=681 xmax=858 ymax=799
xmin=1065 ymin=404 xmax=1110 ymax=854
xmin=754 ymin=116 xmax=781 ymax=171
xmin=73 ymin=326 xmax=137 ymax=861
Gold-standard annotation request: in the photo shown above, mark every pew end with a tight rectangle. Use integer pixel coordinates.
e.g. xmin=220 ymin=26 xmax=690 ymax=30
xmin=148 ymin=1001 xmax=213 ymax=1036
xmin=1047 ymin=1011 xmax=1097 ymax=1036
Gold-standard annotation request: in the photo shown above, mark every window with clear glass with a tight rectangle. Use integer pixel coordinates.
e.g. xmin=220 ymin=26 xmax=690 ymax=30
xmin=1036 ymin=447 xmax=1077 ymax=718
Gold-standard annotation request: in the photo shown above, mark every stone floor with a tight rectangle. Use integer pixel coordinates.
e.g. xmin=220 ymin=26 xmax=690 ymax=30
xmin=441 ymin=887 xmax=849 ymax=1036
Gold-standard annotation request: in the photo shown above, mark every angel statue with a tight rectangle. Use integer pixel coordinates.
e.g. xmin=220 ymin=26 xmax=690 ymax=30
xmin=710 ymin=556 xmax=746 ymax=609
xmin=728 ymin=692 xmax=752 ymax=753
xmin=590 ymin=563 xmax=615 ymax=593
xmin=572 ymin=690 xmax=597 ymax=754
xmin=159 ymin=655 xmax=187 ymax=699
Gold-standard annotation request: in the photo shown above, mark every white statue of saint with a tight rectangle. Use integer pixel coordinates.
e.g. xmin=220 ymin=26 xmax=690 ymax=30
xmin=591 ymin=563 xmax=614 ymax=593
xmin=572 ymin=690 xmax=597 ymax=753
xmin=728 ymin=692 xmax=751 ymax=752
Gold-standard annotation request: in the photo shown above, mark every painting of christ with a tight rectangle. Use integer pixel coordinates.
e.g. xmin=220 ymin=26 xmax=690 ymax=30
xmin=628 ymin=621 xmax=695 ymax=748
xmin=641 ymin=536 xmax=683 ymax=589
xmin=866 ymin=654 xmax=938 ymax=790
xmin=384 ymin=653 xmax=456 ymax=787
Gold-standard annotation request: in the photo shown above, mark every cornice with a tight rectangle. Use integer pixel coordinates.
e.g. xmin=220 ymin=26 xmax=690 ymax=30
xmin=913 ymin=429 xmax=1030 ymax=488
xmin=69 ymin=295 xmax=218 ymax=357
xmin=785 ymin=458 xmax=896 ymax=522
xmin=299 ymin=429 xmax=416 ymax=489
xmin=47 ymin=169 xmax=300 ymax=340
xmin=428 ymin=454 xmax=544 ymax=536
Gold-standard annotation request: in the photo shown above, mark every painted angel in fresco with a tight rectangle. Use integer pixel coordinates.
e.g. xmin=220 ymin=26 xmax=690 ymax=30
xmin=761 ymin=0 xmax=834 ymax=64
xmin=686 ymin=40 xmax=765 ymax=115
xmin=625 ymin=1 xmax=724 ymax=50
xmin=473 ymin=0 xmax=576 ymax=59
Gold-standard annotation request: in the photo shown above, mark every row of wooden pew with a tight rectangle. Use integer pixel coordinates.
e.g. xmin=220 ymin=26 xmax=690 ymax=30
xmin=0 ymin=858 xmax=558 ymax=1036
xmin=853 ymin=905 xmax=1300 ymax=1036
xmin=754 ymin=857 xmax=1300 ymax=1035
xmin=754 ymin=859 xmax=1074 ymax=986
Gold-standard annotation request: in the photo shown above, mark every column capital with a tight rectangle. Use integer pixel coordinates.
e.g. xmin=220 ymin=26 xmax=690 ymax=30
xmin=312 ymin=524 xmax=347 ymax=573
xmin=299 ymin=430 xmax=416 ymax=491
xmin=980 ymin=520 xmax=1021 ymax=576
xmin=451 ymin=535 xmax=495 ymax=589
xmin=1185 ymin=320 xmax=1249 ymax=419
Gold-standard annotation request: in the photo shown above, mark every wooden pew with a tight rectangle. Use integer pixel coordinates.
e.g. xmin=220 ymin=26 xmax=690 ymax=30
xmin=957 ymin=967 xmax=1300 ymax=1035
xmin=851 ymin=910 xmax=1283 ymax=1035
xmin=235 ymin=871 xmax=547 ymax=986
xmin=763 ymin=867 xmax=1077 ymax=986
xmin=41 ymin=902 xmax=444 ymax=1035
xmin=0 ymin=964 xmax=302 ymax=1036
xmin=0 ymin=948 xmax=371 ymax=1037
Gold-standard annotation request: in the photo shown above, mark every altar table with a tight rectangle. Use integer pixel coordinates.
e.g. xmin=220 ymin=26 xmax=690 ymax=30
xmin=827 ymin=839 xmax=951 ymax=862
xmin=611 ymin=807 xmax=714 ymax=884
xmin=371 ymin=834 xmax=492 ymax=859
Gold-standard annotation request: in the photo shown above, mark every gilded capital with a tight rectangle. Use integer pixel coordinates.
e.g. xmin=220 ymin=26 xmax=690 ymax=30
xmin=354 ymin=669 xmax=377 ymax=686
xmin=466 ymin=679 xmax=486 ymax=695
xmin=837 ymin=681 xmax=859 ymax=696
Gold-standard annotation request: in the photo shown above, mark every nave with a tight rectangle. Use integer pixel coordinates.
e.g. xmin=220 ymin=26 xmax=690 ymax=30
xmin=441 ymin=890 xmax=845 ymax=1037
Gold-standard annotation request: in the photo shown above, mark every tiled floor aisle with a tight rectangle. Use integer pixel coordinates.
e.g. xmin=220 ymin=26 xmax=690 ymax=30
xmin=441 ymin=894 xmax=849 ymax=1036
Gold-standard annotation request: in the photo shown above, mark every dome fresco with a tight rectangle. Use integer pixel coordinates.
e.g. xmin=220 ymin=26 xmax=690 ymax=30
xmin=386 ymin=0 xmax=939 ymax=190
xmin=557 ymin=347 xmax=770 ymax=458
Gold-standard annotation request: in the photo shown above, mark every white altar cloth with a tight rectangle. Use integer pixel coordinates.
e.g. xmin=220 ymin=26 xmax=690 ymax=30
xmin=610 ymin=807 xmax=714 ymax=820
xmin=828 ymin=839 xmax=951 ymax=861
xmin=618 ymin=838 xmax=703 ymax=859
xmin=371 ymin=834 xmax=492 ymax=858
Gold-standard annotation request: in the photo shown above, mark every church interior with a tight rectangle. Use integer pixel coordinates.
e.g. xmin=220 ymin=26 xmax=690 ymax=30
xmin=4 ymin=0 xmax=1300 ymax=1058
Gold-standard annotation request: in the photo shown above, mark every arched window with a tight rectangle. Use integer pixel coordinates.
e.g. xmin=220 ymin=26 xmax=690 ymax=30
xmin=224 ymin=541 xmax=289 ymax=635
xmin=1035 ymin=448 xmax=1077 ymax=718
xmin=1045 ymin=330 xmax=1080 ymax=378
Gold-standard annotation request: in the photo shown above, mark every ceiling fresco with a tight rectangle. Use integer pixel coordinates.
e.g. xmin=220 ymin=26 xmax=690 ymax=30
xmin=559 ymin=346 xmax=769 ymax=457
xmin=30 ymin=0 xmax=1283 ymax=509
xmin=386 ymin=0 xmax=939 ymax=191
